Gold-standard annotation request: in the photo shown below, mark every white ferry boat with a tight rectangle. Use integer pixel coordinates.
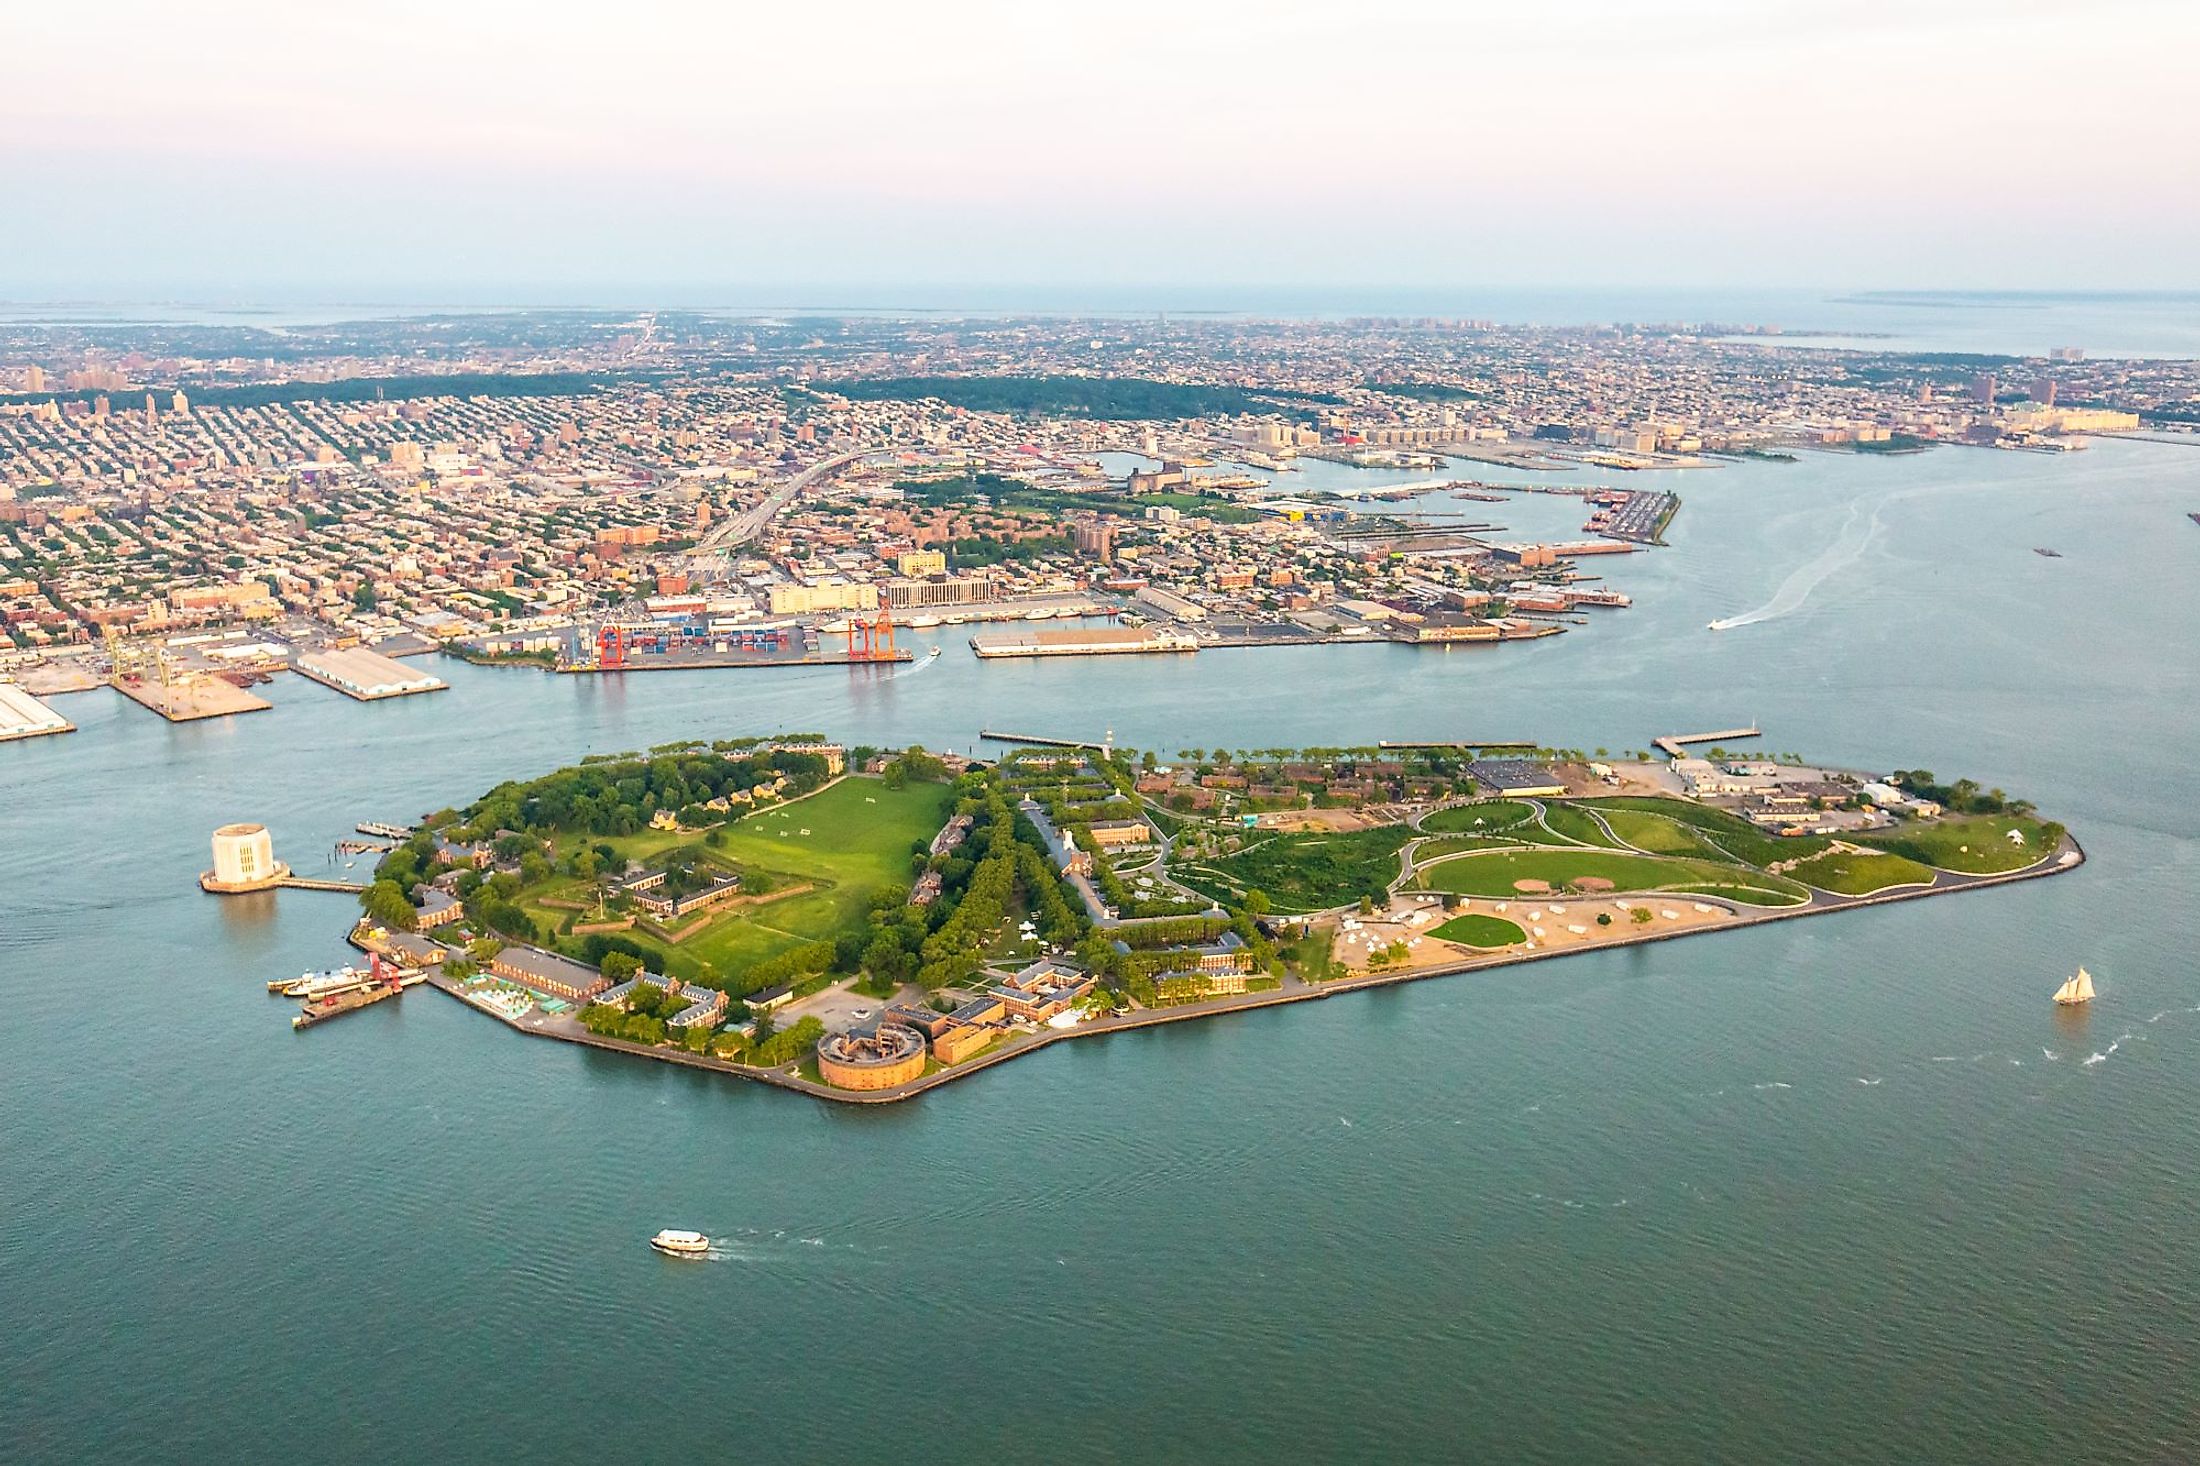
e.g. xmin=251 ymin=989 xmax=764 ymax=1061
xmin=650 ymin=1229 xmax=710 ymax=1257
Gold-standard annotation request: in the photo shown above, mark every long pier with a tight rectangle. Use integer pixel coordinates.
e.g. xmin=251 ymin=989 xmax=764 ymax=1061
xmin=979 ymin=730 xmax=1109 ymax=750
xmin=1654 ymin=726 xmax=1760 ymax=758
xmin=1376 ymin=740 xmax=1538 ymax=750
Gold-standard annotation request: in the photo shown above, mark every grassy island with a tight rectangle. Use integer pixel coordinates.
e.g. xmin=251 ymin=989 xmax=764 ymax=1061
xmin=347 ymin=738 xmax=2080 ymax=1103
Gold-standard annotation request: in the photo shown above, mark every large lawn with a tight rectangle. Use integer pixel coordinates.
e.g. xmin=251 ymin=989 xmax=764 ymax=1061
xmin=1860 ymin=815 xmax=2064 ymax=874
xmin=1418 ymin=847 xmax=1810 ymax=905
xmin=532 ymin=776 xmax=954 ymax=981
xmin=1592 ymin=796 xmax=1830 ymax=866
xmin=1538 ymin=802 xmax=1628 ymax=849
xmin=1597 ymin=807 xmax=1743 ymax=863
xmin=1784 ymin=847 xmax=1937 ymax=896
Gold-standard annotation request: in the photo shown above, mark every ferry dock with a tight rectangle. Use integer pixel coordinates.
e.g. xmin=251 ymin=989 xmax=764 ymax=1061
xmin=287 ymin=959 xmax=426 ymax=1030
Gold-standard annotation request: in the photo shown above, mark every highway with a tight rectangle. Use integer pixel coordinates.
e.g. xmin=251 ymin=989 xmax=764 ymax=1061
xmin=697 ymin=450 xmax=869 ymax=553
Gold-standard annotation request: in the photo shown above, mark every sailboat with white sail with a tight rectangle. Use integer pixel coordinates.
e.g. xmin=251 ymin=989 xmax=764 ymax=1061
xmin=2052 ymin=967 xmax=2096 ymax=1006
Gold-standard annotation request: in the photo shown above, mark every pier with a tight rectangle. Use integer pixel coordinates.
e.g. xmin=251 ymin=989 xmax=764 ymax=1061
xmin=0 ymin=681 xmax=74 ymax=741
xmin=980 ymin=730 xmax=1110 ymax=750
xmin=356 ymin=821 xmax=413 ymax=839
xmin=1376 ymin=740 xmax=1538 ymax=750
xmin=293 ymin=647 xmax=449 ymax=701
xmin=112 ymin=674 xmax=272 ymax=722
xmin=1654 ymin=726 xmax=1761 ymax=758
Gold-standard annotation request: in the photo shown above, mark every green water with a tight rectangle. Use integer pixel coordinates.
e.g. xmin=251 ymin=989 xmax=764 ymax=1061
xmin=5 ymin=440 xmax=2198 ymax=1463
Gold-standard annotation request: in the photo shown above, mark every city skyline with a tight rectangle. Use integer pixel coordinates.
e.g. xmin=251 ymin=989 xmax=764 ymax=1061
xmin=8 ymin=0 xmax=2198 ymax=297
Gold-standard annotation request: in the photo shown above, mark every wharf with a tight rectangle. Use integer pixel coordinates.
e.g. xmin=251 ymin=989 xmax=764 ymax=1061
xmin=199 ymin=869 xmax=364 ymax=894
xmin=293 ymin=646 xmax=449 ymax=701
xmin=1654 ymin=726 xmax=1760 ymax=758
xmin=980 ymin=730 xmax=1109 ymax=750
xmin=292 ymin=971 xmax=424 ymax=1029
xmin=0 ymin=681 xmax=74 ymax=741
xmin=971 ymin=627 xmax=1197 ymax=659
xmin=280 ymin=876 xmax=368 ymax=893
xmin=1377 ymin=740 xmax=1537 ymax=750
xmin=560 ymin=649 xmax=911 ymax=673
xmin=112 ymin=674 xmax=272 ymax=722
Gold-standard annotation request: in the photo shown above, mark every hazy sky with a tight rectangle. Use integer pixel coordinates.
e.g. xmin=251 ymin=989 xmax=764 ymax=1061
xmin=6 ymin=0 xmax=2195 ymax=301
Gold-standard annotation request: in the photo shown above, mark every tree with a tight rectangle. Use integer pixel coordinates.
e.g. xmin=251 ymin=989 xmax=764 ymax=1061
xmin=600 ymin=951 xmax=643 ymax=984
xmin=361 ymin=879 xmax=415 ymax=932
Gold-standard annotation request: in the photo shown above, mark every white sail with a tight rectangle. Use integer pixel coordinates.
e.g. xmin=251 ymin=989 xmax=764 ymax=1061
xmin=2053 ymin=968 xmax=2095 ymax=1005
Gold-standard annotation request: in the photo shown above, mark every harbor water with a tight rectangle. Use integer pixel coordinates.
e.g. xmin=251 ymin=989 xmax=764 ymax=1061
xmin=4 ymin=438 xmax=2198 ymax=1464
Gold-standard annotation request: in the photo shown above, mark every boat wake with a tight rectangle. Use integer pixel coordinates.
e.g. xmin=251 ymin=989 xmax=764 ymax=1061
xmin=1707 ymin=494 xmax=1885 ymax=631
xmin=2083 ymin=1033 xmax=2137 ymax=1067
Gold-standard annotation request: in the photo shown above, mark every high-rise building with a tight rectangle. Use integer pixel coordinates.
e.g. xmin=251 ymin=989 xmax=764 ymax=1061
xmin=23 ymin=366 xmax=44 ymax=393
xmin=1971 ymin=373 xmax=1997 ymax=406
xmin=2031 ymin=378 xmax=2057 ymax=405
xmin=1073 ymin=517 xmax=1116 ymax=563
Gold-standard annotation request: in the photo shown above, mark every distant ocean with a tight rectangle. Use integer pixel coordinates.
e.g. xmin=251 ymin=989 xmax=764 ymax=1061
xmin=3 ymin=288 xmax=2197 ymax=358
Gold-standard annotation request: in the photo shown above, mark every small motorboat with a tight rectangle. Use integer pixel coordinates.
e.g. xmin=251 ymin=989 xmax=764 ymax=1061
xmin=650 ymin=1229 xmax=710 ymax=1257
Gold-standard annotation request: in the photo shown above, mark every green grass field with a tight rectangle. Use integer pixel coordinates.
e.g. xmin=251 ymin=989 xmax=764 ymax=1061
xmin=1418 ymin=847 xmax=1810 ymax=905
xmin=526 ymin=776 xmax=953 ymax=981
xmin=1783 ymin=847 xmax=1937 ymax=896
xmin=1430 ymin=913 xmax=1528 ymax=948
xmin=1596 ymin=807 xmax=1742 ymax=862
xmin=1859 ymin=815 xmax=2064 ymax=874
xmin=1593 ymin=796 xmax=1830 ymax=866
xmin=1538 ymin=802 xmax=1628 ymax=848
xmin=1414 ymin=834 xmax=1529 ymax=860
xmin=1175 ymin=825 xmax=1412 ymax=913
xmin=1422 ymin=800 xmax=1537 ymax=835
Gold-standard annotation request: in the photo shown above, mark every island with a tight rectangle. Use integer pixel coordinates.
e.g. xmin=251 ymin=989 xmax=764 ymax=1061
xmin=337 ymin=733 xmax=2083 ymax=1101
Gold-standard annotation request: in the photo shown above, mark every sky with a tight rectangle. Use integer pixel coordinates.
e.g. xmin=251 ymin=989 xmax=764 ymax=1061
xmin=5 ymin=0 xmax=2196 ymax=303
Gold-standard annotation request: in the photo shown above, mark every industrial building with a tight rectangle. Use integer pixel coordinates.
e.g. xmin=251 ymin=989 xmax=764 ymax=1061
xmin=294 ymin=647 xmax=449 ymax=701
xmin=0 ymin=680 xmax=72 ymax=740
